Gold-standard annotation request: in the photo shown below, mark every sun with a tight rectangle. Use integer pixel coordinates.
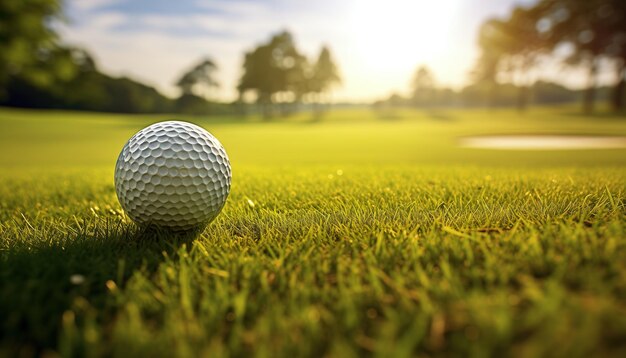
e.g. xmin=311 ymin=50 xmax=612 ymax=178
xmin=347 ymin=0 xmax=456 ymax=72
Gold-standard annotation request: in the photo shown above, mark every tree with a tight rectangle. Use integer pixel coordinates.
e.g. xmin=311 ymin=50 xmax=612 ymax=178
xmin=2 ymin=47 xmax=175 ymax=114
xmin=311 ymin=47 xmax=341 ymax=93
xmin=175 ymin=58 xmax=219 ymax=98
xmin=411 ymin=65 xmax=436 ymax=106
xmin=470 ymin=19 xmax=510 ymax=107
xmin=0 ymin=1 xmax=177 ymax=114
xmin=309 ymin=46 xmax=341 ymax=118
xmin=602 ymin=0 xmax=626 ymax=111
xmin=472 ymin=0 xmax=626 ymax=114
xmin=539 ymin=0 xmax=618 ymax=114
xmin=610 ymin=35 xmax=626 ymax=111
xmin=500 ymin=6 xmax=547 ymax=111
xmin=174 ymin=58 xmax=219 ymax=114
xmin=0 ymin=0 xmax=73 ymax=97
xmin=471 ymin=7 xmax=546 ymax=112
xmin=238 ymin=31 xmax=307 ymax=118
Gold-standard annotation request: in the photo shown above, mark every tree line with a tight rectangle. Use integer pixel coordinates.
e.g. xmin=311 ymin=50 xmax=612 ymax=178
xmin=375 ymin=64 xmax=611 ymax=110
xmin=0 ymin=1 xmax=340 ymax=117
xmin=2 ymin=0 xmax=625 ymax=115
xmin=238 ymin=31 xmax=341 ymax=118
xmin=378 ymin=0 xmax=625 ymax=113
xmin=472 ymin=0 xmax=626 ymax=113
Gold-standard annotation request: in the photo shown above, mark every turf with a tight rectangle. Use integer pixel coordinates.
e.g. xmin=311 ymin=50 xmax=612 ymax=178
xmin=0 ymin=106 xmax=625 ymax=357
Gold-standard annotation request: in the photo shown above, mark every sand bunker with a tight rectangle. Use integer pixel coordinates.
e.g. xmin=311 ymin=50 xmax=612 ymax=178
xmin=459 ymin=135 xmax=626 ymax=150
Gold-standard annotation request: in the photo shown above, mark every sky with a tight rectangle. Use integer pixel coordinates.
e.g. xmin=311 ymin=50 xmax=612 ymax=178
xmin=60 ymin=0 xmax=552 ymax=102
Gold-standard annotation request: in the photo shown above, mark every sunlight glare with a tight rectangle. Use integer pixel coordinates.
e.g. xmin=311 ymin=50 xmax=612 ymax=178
xmin=348 ymin=0 xmax=456 ymax=71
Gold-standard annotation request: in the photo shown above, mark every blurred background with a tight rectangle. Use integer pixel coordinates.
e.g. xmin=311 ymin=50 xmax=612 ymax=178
xmin=1 ymin=0 xmax=626 ymax=171
xmin=3 ymin=3 xmax=626 ymax=356
xmin=1 ymin=0 xmax=625 ymax=116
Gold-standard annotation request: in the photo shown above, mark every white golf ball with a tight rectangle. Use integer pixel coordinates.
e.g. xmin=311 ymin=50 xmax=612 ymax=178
xmin=114 ymin=121 xmax=231 ymax=230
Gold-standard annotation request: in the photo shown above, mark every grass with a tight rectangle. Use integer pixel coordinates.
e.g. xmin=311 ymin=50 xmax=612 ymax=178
xmin=0 ymin=106 xmax=625 ymax=357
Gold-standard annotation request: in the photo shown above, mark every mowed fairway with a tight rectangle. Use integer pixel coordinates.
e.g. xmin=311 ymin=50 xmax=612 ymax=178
xmin=1 ymin=107 xmax=626 ymax=356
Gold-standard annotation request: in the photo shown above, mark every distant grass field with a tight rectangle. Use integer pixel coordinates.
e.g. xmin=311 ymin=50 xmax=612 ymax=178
xmin=1 ymin=106 xmax=625 ymax=357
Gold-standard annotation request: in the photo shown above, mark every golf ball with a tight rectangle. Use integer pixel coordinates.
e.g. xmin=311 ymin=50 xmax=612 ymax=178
xmin=114 ymin=121 xmax=231 ymax=230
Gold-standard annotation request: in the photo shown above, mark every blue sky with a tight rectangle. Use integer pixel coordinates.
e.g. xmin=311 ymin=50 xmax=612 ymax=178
xmin=61 ymin=0 xmax=588 ymax=101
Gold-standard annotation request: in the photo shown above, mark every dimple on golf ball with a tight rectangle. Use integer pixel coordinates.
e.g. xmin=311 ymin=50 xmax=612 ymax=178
xmin=114 ymin=121 xmax=231 ymax=230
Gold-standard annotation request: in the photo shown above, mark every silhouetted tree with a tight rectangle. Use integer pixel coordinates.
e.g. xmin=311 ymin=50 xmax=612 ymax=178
xmin=470 ymin=19 xmax=509 ymax=107
xmin=611 ymin=46 xmax=626 ymax=112
xmin=472 ymin=0 xmax=626 ymax=113
xmin=309 ymin=46 xmax=341 ymax=118
xmin=176 ymin=58 xmax=219 ymax=97
xmin=0 ymin=1 xmax=177 ymax=114
xmin=175 ymin=58 xmax=219 ymax=114
xmin=603 ymin=0 xmax=626 ymax=111
xmin=501 ymin=6 xmax=547 ymax=111
xmin=238 ymin=31 xmax=307 ymax=118
xmin=539 ymin=0 xmax=620 ymax=113
xmin=0 ymin=0 xmax=76 ymax=97
xmin=2 ymin=47 xmax=175 ymax=113
xmin=411 ymin=65 xmax=436 ymax=106
xmin=472 ymin=7 xmax=546 ymax=112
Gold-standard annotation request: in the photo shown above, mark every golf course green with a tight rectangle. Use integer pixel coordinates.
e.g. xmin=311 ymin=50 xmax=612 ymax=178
xmin=1 ymin=106 xmax=625 ymax=356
